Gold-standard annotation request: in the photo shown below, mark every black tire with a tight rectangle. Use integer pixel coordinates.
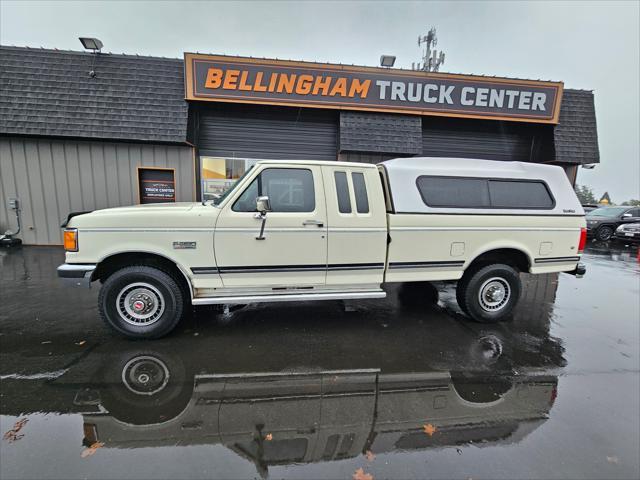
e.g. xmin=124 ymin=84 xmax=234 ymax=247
xmin=456 ymin=264 xmax=521 ymax=323
xmin=99 ymin=266 xmax=185 ymax=339
xmin=596 ymin=225 xmax=614 ymax=241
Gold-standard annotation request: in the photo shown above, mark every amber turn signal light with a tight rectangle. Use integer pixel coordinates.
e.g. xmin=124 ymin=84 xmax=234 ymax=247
xmin=64 ymin=229 xmax=78 ymax=252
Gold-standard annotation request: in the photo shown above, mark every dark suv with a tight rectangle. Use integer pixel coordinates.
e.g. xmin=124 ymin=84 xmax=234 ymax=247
xmin=586 ymin=206 xmax=640 ymax=241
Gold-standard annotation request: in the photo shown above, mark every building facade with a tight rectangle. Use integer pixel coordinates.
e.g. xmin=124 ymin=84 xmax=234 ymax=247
xmin=0 ymin=46 xmax=599 ymax=245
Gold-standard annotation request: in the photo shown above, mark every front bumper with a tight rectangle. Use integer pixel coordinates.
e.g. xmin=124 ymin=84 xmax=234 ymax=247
xmin=565 ymin=262 xmax=587 ymax=278
xmin=57 ymin=263 xmax=96 ymax=288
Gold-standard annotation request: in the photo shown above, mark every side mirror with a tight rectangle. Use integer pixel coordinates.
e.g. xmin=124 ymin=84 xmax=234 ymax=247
xmin=622 ymin=213 xmax=632 ymax=218
xmin=256 ymin=196 xmax=271 ymax=214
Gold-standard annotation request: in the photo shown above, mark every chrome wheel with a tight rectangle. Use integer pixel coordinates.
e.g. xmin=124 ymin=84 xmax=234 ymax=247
xmin=116 ymin=282 xmax=165 ymax=326
xmin=478 ymin=277 xmax=510 ymax=312
xmin=121 ymin=355 xmax=170 ymax=396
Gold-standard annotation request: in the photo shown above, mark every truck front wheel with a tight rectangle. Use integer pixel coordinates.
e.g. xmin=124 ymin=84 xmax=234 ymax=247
xmin=99 ymin=266 xmax=185 ymax=339
xmin=456 ymin=264 xmax=521 ymax=323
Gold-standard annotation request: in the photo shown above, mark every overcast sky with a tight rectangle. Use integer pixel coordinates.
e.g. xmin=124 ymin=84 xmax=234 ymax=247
xmin=2 ymin=0 xmax=638 ymax=201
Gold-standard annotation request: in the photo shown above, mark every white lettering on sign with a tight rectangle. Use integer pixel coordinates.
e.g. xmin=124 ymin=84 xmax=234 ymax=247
xmin=439 ymin=85 xmax=454 ymax=104
xmin=532 ymin=92 xmax=546 ymax=111
xmin=374 ymin=80 xmax=547 ymax=111
xmin=461 ymin=87 xmax=474 ymax=106
xmin=424 ymin=84 xmax=438 ymax=103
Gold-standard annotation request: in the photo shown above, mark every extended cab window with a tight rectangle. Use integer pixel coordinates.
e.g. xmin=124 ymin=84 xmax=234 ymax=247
xmin=417 ymin=176 xmax=554 ymax=209
xmin=352 ymin=172 xmax=369 ymax=214
xmin=334 ymin=171 xmax=352 ymax=213
xmin=233 ymin=168 xmax=315 ymax=212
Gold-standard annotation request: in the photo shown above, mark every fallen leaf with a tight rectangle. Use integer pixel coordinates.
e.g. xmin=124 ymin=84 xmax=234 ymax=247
xmin=3 ymin=418 xmax=28 ymax=442
xmin=76 ymin=340 xmax=86 ymax=346
xmin=81 ymin=441 xmax=105 ymax=458
xmin=365 ymin=450 xmax=375 ymax=461
xmin=264 ymin=433 xmax=273 ymax=441
xmin=606 ymin=456 xmax=619 ymax=464
xmin=353 ymin=468 xmax=373 ymax=480
xmin=423 ymin=423 xmax=437 ymax=436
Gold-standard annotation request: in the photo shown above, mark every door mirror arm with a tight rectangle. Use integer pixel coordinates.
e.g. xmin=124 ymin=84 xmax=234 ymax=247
xmin=255 ymin=196 xmax=271 ymax=240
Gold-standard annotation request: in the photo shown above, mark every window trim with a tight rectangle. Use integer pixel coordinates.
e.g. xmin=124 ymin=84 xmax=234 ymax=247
xmin=232 ymin=167 xmax=316 ymax=213
xmin=415 ymin=175 xmax=556 ymax=211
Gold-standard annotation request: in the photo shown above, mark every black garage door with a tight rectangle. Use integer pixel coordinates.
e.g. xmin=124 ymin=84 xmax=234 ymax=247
xmin=194 ymin=103 xmax=338 ymax=160
xmin=422 ymin=117 xmax=554 ymax=162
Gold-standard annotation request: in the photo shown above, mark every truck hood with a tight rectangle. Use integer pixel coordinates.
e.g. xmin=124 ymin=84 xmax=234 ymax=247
xmin=66 ymin=202 xmax=219 ymax=229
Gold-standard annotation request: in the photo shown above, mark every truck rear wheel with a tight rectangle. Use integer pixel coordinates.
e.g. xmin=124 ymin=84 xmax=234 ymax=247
xmin=99 ymin=266 xmax=185 ymax=339
xmin=456 ymin=264 xmax=521 ymax=323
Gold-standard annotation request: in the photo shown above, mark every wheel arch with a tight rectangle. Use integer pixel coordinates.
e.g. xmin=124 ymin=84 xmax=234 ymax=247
xmin=92 ymin=251 xmax=193 ymax=300
xmin=465 ymin=245 xmax=533 ymax=274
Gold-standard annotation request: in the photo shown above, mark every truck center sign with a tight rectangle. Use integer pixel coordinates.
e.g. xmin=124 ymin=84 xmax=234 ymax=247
xmin=184 ymin=53 xmax=563 ymax=124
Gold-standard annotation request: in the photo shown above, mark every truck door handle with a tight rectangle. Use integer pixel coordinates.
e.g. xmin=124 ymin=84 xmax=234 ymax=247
xmin=302 ymin=220 xmax=324 ymax=227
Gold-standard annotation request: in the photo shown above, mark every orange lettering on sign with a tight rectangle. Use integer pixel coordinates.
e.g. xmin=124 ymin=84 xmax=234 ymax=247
xmin=205 ymin=68 xmax=223 ymax=89
xmin=296 ymin=75 xmax=313 ymax=95
xmin=349 ymin=79 xmax=371 ymax=98
xmin=254 ymin=72 xmax=268 ymax=92
xmin=222 ymin=70 xmax=240 ymax=90
xmin=277 ymin=74 xmax=297 ymax=94
xmin=329 ymin=78 xmax=347 ymax=97
xmin=313 ymin=76 xmax=333 ymax=95
xmin=238 ymin=71 xmax=252 ymax=91
xmin=268 ymin=73 xmax=278 ymax=92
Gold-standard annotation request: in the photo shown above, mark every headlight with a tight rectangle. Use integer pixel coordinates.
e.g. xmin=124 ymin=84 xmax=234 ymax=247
xmin=63 ymin=228 xmax=78 ymax=252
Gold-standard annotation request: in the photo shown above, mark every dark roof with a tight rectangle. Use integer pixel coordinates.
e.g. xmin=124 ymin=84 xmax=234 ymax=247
xmin=339 ymin=111 xmax=422 ymax=155
xmin=0 ymin=46 xmax=187 ymax=143
xmin=554 ymin=89 xmax=600 ymax=164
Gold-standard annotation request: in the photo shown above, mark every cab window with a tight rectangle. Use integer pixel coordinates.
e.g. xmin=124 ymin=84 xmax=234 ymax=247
xmin=233 ymin=168 xmax=315 ymax=212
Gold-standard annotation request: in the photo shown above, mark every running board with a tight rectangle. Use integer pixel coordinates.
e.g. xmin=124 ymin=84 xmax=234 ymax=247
xmin=192 ymin=290 xmax=386 ymax=305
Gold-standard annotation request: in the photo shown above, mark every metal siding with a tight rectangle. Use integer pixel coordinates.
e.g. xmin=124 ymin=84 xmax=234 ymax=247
xmin=196 ymin=104 xmax=338 ymax=160
xmin=0 ymin=137 xmax=194 ymax=245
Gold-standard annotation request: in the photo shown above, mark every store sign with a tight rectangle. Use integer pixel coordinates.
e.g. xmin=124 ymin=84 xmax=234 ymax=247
xmin=185 ymin=53 xmax=563 ymax=124
xmin=138 ymin=167 xmax=176 ymax=204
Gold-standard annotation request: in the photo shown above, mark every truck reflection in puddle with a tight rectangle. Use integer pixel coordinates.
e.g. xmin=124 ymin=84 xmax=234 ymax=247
xmin=77 ymin=361 xmax=557 ymax=477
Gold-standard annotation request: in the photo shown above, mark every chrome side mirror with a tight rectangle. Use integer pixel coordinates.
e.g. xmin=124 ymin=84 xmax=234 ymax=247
xmin=622 ymin=213 xmax=632 ymax=218
xmin=256 ymin=196 xmax=271 ymax=214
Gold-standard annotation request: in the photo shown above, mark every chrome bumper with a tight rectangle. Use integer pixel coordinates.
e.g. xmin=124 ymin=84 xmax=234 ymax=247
xmin=57 ymin=263 xmax=96 ymax=288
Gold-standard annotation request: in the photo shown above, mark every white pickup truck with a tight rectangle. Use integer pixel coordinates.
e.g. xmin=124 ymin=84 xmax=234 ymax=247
xmin=58 ymin=157 xmax=587 ymax=338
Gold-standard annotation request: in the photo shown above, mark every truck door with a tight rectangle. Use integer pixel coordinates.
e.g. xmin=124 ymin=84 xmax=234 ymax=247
xmin=321 ymin=166 xmax=387 ymax=286
xmin=214 ymin=165 xmax=328 ymax=288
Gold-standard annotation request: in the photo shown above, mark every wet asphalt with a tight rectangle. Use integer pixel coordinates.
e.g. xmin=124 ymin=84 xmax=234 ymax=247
xmin=0 ymin=242 xmax=638 ymax=480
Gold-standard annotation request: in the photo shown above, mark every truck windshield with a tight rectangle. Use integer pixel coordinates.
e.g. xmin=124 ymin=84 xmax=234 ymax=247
xmin=587 ymin=207 xmax=627 ymax=217
xmin=211 ymin=166 xmax=254 ymax=207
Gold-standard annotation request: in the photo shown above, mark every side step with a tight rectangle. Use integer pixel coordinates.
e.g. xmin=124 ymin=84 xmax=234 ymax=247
xmin=192 ymin=290 xmax=386 ymax=306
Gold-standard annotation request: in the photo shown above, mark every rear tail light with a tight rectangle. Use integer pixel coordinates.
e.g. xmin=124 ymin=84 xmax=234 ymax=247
xmin=578 ymin=227 xmax=587 ymax=253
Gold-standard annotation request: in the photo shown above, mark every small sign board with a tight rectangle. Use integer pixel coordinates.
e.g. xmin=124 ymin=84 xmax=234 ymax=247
xmin=137 ymin=167 xmax=176 ymax=204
